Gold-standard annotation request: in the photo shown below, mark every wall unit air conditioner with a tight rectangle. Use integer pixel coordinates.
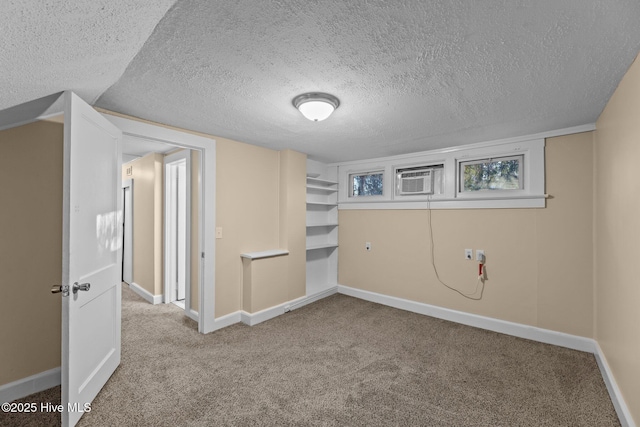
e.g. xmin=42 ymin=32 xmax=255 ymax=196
xmin=397 ymin=168 xmax=434 ymax=195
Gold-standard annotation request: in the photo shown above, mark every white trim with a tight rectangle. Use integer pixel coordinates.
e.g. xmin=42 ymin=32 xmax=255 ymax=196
xmin=121 ymin=179 xmax=134 ymax=285
xmin=594 ymin=343 xmax=636 ymax=427
xmin=241 ymin=286 xmax=339 ymax=326
xmin=330 ymin=123 xmax=595 ymax=168
xmin=129 ymin=282 xmax=162 ymax=305
xmin=338 ymin=197 xmax=546 ymax=210
xmin=289 ymin=286 xmax=339 ymax=311
xmin=186 ymin=309 xmax=199 ymax=322
xmin=101 ymin=114 xmax=216 ymax=334
xmin=337 ymin=285 xmax=595 ymax=352
xmin=208 ymin=311 xmax=242 ymax=331
xmin=208 ymin=288 xmax=340 ymax=329
xmin=336 ymin=285 xmax=635 ymax=425
xmin=336 ymin=139 xmax=546 ymax=209
xmin=163 ymin=150 xmax=192 ymax=315
xmin=240 ymin=303 xmax=290 ymax=327
xmin=0 ymin=367 xmax=61 ymax=404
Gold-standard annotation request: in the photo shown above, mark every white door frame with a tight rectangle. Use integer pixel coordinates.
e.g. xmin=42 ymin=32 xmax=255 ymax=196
xmin=101 ymin=114 xmax=216 ymax=334
xmin=122 ymin=179 xmax=134 ymax=285
xmin=164 ymin=150 xmax=191 ymax=315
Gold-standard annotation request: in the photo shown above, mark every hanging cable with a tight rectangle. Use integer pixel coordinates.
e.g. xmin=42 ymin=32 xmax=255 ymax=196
xmin=427 ymin=196 xmax=485 ymax=300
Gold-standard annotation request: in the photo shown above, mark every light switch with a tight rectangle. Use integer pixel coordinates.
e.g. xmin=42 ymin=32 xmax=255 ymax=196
xmin=216 ymin=227 xmax=223 ymax=239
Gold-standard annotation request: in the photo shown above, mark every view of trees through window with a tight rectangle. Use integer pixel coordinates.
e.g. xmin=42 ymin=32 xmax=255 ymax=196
xmin=351 ymin=172 xmax=383 ymax=196
xmin=461 ymin=156 xmax=522 ymax=191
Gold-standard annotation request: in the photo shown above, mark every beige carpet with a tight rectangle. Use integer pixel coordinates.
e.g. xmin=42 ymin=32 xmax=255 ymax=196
xmin=2 ymin=284 xmax=619 ymax=426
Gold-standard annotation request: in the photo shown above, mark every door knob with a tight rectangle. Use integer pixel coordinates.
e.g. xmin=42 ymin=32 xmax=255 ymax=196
xmin=73 ymin=282 xmax=91 ymax=294
xmin=51 ymin=285 xmax=69 ymax=297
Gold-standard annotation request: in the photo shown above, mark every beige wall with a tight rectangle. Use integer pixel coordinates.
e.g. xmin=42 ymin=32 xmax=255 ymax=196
xmin=339 ymin=132 xmax=594 ymax=337
xmin=215 ymin=138 xmax=281 ymax=315
xmin=106 ymin=111 xmax=307 ymax=318
xmin=122 ymin=152 xmax=164 ymax=296
xmin=0 ymin=120 xmax=63 ymax=385
xmin=215 ymin=140 xmax=307 ymax=315
xmin=242 ymin=255 xmax=289 ymax=313
xmin=595 ymin=54 xmax=640 ymax=423
xmin=278 ymin=149 xmax=307 ymax=303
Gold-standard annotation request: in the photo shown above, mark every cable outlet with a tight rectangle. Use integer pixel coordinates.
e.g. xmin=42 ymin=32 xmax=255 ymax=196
xmin=465 ymin=249 xmax=472 ymax=260
xmin=365 ymin=242 xmax=372 ymax=251
xmin=476 ymin=250 xmax=485 ymax=262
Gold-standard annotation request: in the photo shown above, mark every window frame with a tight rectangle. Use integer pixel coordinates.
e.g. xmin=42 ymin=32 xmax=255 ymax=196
xmin=458 ymin=154 xmax=524 ymax=194
xmin=337 ymin=138 xmax=545 ymax=209
xmin=349 ymin=169 xmax=386 ymax=199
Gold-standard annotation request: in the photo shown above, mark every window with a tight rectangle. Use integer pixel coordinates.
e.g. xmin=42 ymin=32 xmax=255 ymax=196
xmin=349 ymin=171 xmax=383 ymax=197
xmin=337 ymin=138 xmax=544 ymax=208
xmin=459 ymin=155 xmax=523 ymax=192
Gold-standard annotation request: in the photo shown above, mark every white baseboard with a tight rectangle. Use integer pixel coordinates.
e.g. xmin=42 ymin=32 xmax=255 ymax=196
xmin=0 ymin=367 xmax=61 ymax=404
xmin=240 ymin=303 xmax=287 ymax=327
xmin=3 ymin=285 xmax=632 ymax=426
xmin=337 ymin=284 xmax=635 ymax=426
xmin=289 ymin=286 xmax=339 ymax=311
xmin=241 ymin=287 xmax=339 ymax=327
xmin=594 ymin=343 xmax=636 ymax=427
xmin=129 ymin=282 xmax=162 ymax=305
xmin=338 ymin=285 xmax=595 ymax=352
xmin=208 ymin=311 xmax=242 ymax=332
xmin=186 ymin=308 xmax=199 ymax=322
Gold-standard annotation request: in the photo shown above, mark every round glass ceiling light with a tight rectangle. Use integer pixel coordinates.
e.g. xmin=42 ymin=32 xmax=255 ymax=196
xmin=292 ymin=93 xmax=340 ymax=122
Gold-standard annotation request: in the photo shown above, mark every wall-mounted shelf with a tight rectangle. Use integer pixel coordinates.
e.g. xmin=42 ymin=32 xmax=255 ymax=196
xmin=240 ymin=249 xmax=289 ymax=260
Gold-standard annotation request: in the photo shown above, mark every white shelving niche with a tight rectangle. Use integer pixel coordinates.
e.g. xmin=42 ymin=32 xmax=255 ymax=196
xmin=306 ymin=159 xmax=339 ymax=297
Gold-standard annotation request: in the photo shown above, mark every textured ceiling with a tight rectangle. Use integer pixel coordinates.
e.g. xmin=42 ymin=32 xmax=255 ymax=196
xmin=4 ymin=1 xmax=640 ymax=162
xmin=0 ymin=0 xmax=176 ymax=109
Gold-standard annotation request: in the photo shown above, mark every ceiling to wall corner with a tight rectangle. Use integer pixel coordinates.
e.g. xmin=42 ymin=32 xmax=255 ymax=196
xmin=3 ymin=1 xmax=640 ymax=162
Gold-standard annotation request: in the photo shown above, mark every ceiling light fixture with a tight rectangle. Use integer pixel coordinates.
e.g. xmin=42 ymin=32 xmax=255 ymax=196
xmin=292 ymin=92 xmax=340 ymax=122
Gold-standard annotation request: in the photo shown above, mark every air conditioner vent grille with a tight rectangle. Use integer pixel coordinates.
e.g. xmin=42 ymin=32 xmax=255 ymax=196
xmin=402 ymin=176 xmax=426 ymax=193
xmin=397 ymin=168 xmax=433 ymax=195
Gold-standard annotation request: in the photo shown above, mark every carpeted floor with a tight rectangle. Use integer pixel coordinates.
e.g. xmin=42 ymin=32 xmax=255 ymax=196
xmin=2 ymin=283 xmax=620 ymax=426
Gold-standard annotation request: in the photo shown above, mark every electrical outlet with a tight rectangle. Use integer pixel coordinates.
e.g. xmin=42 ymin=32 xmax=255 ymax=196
xmin=465 ymin=249 xmax=472 ymax=260
xmin=476 ymin=250 xmax=485 ymax=262
xmin=365 ymin=242 xmax=372 ymax=251
xmin=215 ymin=227 xmax=223 ymax=239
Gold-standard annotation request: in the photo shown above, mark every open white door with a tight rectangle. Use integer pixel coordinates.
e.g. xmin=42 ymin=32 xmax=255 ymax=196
xmin=61 ymin=92 xmax=122 ymax=426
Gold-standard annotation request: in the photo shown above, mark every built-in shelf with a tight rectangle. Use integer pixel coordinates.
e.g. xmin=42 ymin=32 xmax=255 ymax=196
xmin=307 ymin=177 xmax=338 ymax=186
xmin=306 ymin=201 xmax=338 ymax=207
xmin=306 ymin=184 xmax=338 ymax=193
xmin=306 ymin=243 xmax=338 ymax=251
xmin=306 ymin=161 xmax=339 ymax=298
xmin=306 ymin=223 xmax=338 ymax=228
xmin=240 ymin=249 xmax=289 ymax=260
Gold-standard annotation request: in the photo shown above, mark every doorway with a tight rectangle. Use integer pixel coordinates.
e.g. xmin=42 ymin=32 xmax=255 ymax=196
xmin=107 ymin=113 xmax=216 ymax=334
xmin=164 ymin=150 xmax=191 ymax=310
xmin=119 ymin=143 xmax=201 ymax=321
